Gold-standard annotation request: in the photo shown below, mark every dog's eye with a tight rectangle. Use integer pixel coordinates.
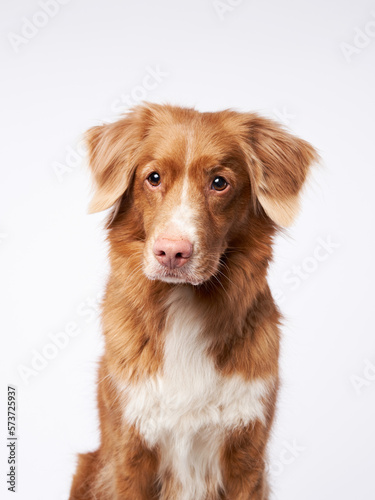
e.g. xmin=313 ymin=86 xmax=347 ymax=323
xmin=147 ymin=172 xmax=161 ymax=187
xmin=211 ymin=176 xmax=228 ymax=191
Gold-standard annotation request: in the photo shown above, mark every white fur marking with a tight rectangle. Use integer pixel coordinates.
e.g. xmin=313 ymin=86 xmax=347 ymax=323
xmin=143 ymin=169 xmax=202 ymax=283
xmin=122 ymin=288 xmax=271 ymax=499
xmin=167 ymin=172 xmax=198 ymax=245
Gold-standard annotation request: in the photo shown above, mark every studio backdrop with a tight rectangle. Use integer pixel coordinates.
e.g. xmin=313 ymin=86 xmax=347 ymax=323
xmin=1 ymin=0 xmax=374 ymax=499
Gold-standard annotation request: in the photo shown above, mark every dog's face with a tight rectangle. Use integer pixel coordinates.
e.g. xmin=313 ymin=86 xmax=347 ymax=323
xmin=131 ymin=117 xmax=253 ymax=285
xmin=86 ymin=104 xmax=317 ymax=285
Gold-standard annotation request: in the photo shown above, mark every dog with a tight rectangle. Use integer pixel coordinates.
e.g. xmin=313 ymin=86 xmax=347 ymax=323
xmin=69 ymin=103 xmax=317 ymax=500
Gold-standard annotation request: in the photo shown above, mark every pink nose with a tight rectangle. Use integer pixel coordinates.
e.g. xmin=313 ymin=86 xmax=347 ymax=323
xmin=153 ymin=237 xmax=193 ymax=269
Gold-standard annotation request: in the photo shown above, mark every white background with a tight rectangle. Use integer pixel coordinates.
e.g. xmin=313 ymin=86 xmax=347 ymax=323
xmin=1 ymin=0 xmax=375 ymax=499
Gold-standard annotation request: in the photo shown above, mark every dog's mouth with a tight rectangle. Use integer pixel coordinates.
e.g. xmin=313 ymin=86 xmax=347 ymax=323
xmin=143 ymin=242 xmax=222 ymax=286
xmin=144 ymin=268 xmax=205 ymax=286
xmin=144 ymin=257 xmax=219 ymax=286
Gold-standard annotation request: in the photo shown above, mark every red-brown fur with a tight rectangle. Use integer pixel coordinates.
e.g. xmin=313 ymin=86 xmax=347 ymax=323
xmin=69 ymin=103 xmax=317 ymax=499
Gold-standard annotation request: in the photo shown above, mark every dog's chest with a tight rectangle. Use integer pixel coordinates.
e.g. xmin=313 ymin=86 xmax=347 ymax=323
xmin=122 ymin=288 xmax=269 ymax=499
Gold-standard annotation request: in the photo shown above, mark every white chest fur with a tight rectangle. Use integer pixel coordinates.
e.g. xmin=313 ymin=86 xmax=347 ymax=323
xmin=122 ymin=287 xmax=271 ymax=500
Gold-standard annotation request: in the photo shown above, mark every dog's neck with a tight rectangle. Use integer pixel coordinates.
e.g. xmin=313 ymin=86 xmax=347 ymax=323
xmin=102 ymin=234 xmax=278 ymax=381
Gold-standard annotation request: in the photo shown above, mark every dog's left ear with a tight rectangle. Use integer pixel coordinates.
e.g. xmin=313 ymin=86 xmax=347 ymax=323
xmin=243 ymin=115 xmax=318 ymax=226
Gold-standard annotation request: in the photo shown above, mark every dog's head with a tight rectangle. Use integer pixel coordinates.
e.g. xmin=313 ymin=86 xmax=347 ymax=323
xmin=86 ymin=103 xmax=317 ymax=285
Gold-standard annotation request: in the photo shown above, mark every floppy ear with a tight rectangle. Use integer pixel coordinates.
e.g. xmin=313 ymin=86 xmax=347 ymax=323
xmin=86 ymin=106 xmax=152 ymax=213
xmin=243 ymin=115 xmax=318 ymax=226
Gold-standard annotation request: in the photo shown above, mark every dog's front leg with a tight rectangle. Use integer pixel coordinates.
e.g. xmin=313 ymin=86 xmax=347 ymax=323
xmin=113 ymin=428 xmax=161 ymax=500
xmin=220 ymin=420 xmax=271 ymax=500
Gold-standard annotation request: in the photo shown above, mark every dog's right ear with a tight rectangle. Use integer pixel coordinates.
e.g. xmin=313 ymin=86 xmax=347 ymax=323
xmin=86 ymin=106 xmax=154 ymax=214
